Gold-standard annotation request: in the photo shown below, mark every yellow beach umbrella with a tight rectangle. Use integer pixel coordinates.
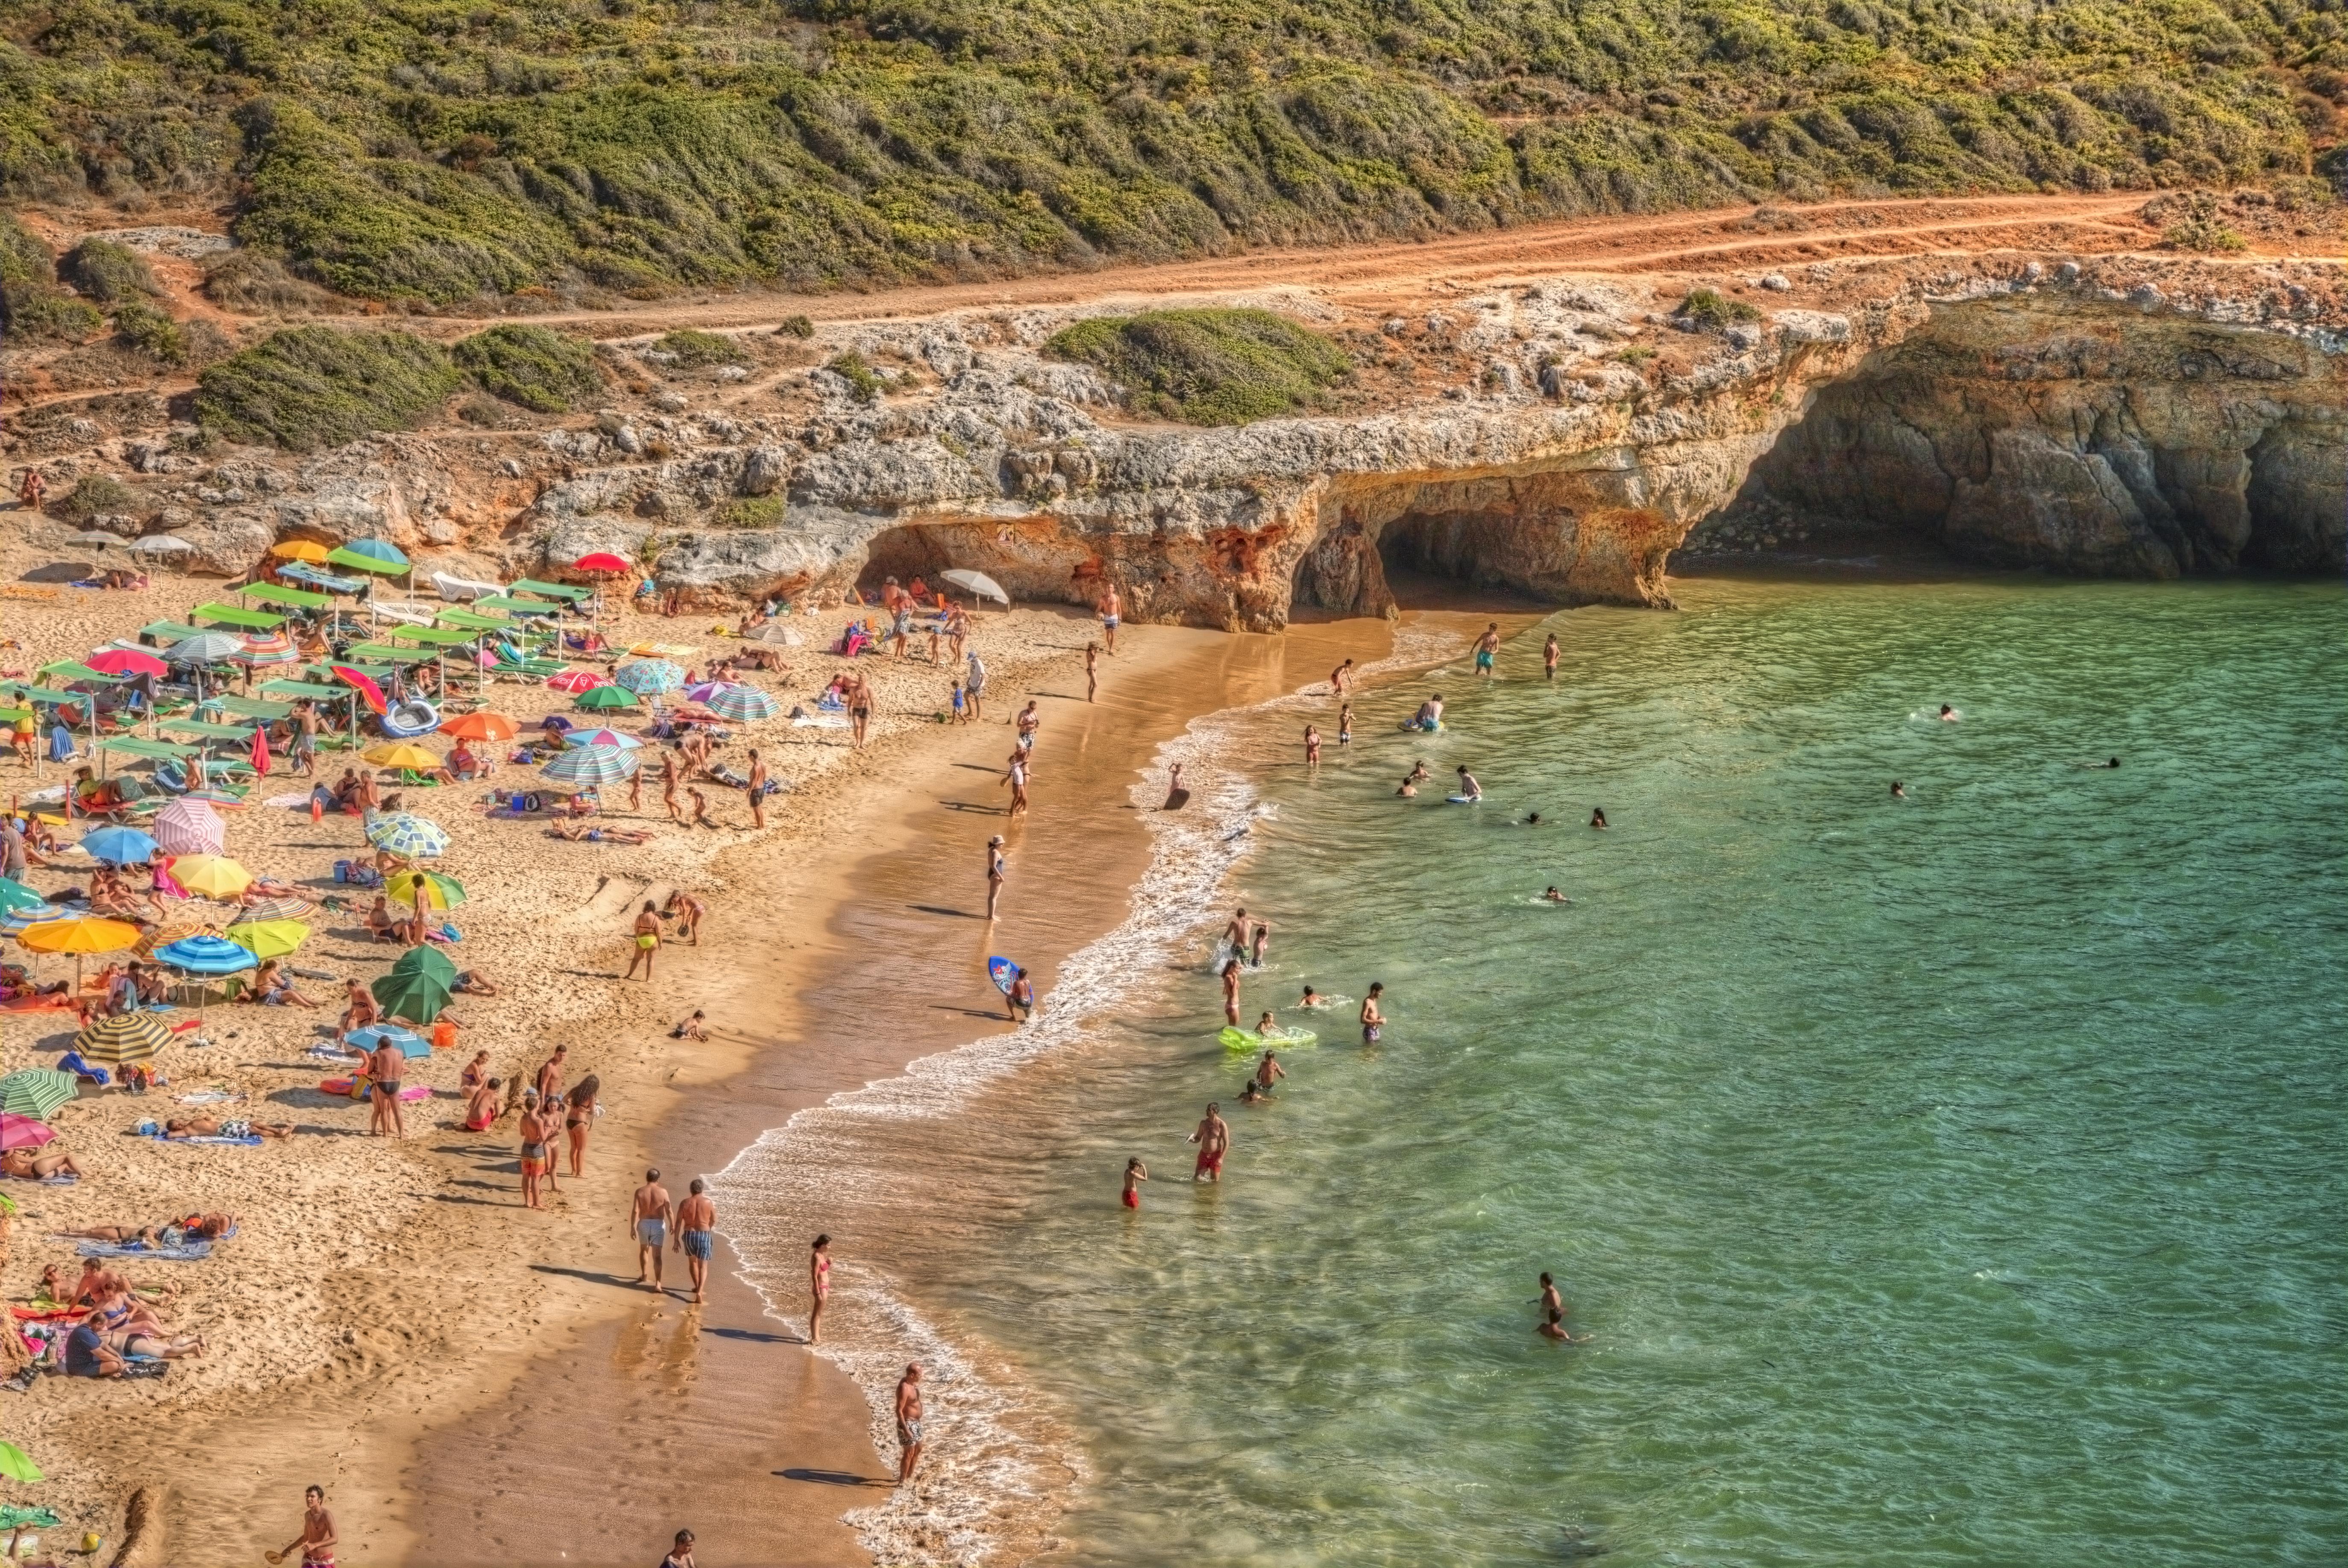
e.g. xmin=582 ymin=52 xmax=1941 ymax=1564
xmin=75 ymin=1010 xmax=170 ymax=1066
xmin=170 ymin=854 xmax=253 ymax=900
xmin=18 ymin=915 xmax=141 ymax=990
xmin=386 ymin=869 xmax=466 ymax=911
xmin=363 ymin=741 xmax=444 ymax=771
xmin=224 ymin=919 xmax=310 ymax=960
xmin=271 ymin=539 xmax=332 ymax=562
xmin=625 ymin=642 xmax=701 ymax=659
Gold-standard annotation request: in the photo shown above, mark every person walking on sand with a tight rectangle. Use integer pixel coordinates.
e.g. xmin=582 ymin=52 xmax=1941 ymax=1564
xmin=848 ymin=671 xmax=874 ymax=749
xmin=1221 ymin=956 xmax=1243 ymax=1026
xmin=964 ymin=649 xmax=987 ymax=721
xmin=661 ymin=749 xmax=684 ymax=825
xmin=1543 ymin=633 xmax=1559 ymax=681
xmin=517 ymin=1091 xmax=552 ymax=1210
xmin=985 ymin=835 xmax=1007 ymax=922
xmin=273 ymin=1483 xmax=336 ymax=1568
xmin=1121 ymin=1157 xmax=1148 ymax=1210
xmin=1189 ymin=1102 xmax=1230 ymax=1182
xmin=1304 ymin=724 xmax=1321 ymax=768
xmin=1086 ymin=642 xmax=1100 ymax=702
xmin=1361 ymin=982 xmax=1385 ymax=1045
xmin=631 ymin=1168 xmax=673 ymax=1291
xmin=1098 ymin=582 xmax=1121 ymax=654
xmin=746 ymin=749 xmax=770 ymax=828
xmin=675 ymin=1178 xmax=716 ymax=1304
xmin=1007 ymin=966 xmax=1034 ymax=1022
xmin=1330 ymin=657 xmax=1353 ymax=695
xmin=809 ymin=1235 xmax=832 ymax=1343
xmin=627 ymin=900 xmax=663 ymax=980
xmin=895 ymin=1363 xmax=925 ymax=1484
xmin=1474 ymin=623 xmax=1501 ymax=678
xmin=291 ymin=701 xmax=318 ymax=778
xmin=1004 ymin=749 xmax=1029 ymax=818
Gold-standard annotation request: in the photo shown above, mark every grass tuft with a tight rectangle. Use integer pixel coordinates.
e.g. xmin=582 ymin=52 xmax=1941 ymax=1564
xmin=453 ymin=324 xmax=605 ymax=413
xmin=1678 ymin=288 xmax=1762 ymax=329
xmin=1046 ymin=309 xmax=1350 ymax=425
xmin=61 ymin=240 xmax=160 ymax=305
xmin=652 ymin=330 xmax=749 ymax=368
xmin=53 ymin=473 xmax=137 ymax=520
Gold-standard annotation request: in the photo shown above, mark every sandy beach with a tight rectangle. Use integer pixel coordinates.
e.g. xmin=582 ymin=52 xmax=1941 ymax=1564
xmin=0 ymin=534 xmax=1280 ymax=1564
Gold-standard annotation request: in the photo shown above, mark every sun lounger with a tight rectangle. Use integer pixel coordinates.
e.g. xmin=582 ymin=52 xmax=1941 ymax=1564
xmin=432 ymin=572 xmax=505 ymax=602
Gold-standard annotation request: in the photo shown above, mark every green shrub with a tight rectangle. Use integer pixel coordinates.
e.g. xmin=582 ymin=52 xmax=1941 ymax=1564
xmin=453 ymin=324 xmax=604 ymax=413
xmin=825 ymin=351 xmax=883 ymax=405
xmin=53 ymin=473 xmax=137 ymax=520
xmin=1 ymin=214 xmax=100 ymax=343
xmin=1046 ymin=309 xmax=1351 ymax=426
xmin=195 ymin=327 xmax=461 ymax=451
xmin=2153 ymin=193 xmax=2252 ymax=253
xmin=1678 ymin=289 xmax=1761 ymax=329
xmin=716 ymin=496 xmax=788 ymax=527
xmin=778 ymin=316 xmax=816 ymax=339
xmin=1617 ymin=346 xmax=1657 ymax=365
xmin=652 ymin=330 xmax=749 ymax=368
xmin=113 ymin=300 xmax=190 ymax=366
xmin=61 ymin=240 xmax=159 ymax=305
xmin=201 ymin=250 xmax=332 ymax=313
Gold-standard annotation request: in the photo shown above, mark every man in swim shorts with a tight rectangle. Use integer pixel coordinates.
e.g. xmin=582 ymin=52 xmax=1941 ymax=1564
xmin=631 ymin=1168 xmax=673 ymax=1292
xmin=1098 ymin=583 xmax=1121 ymax=654
xmin=278 ymin=1484 xmax=337 ymax=1568
xmin=895 ymin=1363 xmax=925 ymax=1484
xmin=674 ymin=1177 xmax=716 ymax=1304
xmin=1361 ymin=982 xmax=1385 ymax=1044
xmin=1121 ymin=1157 xmax=1148 ymax=1209
xmin=1189 ymin=1102 xmax=1230 ymax=1181
xmin=1474 ymin=623 xmax=1500 ymax=677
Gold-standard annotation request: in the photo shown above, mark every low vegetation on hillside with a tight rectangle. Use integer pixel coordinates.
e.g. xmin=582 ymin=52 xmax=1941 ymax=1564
xmin=195 ymin=327 xmax=463 ymax=450
xmin=0 ymin=0 xmax=2339 ymax=305
xmin=452 ymin=323 xmax=605 ymax=411
xmin=1048 ymin=309 xmax=1352 ymax=424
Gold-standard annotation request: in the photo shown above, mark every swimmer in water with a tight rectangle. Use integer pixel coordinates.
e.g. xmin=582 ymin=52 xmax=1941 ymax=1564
xmin=1939 ymin=704 xmax=1959 ymax=722
xmin=1299 ymin=985 xmax=1324 ymax=1008
xmin=1538 ymin=1308 xmax=1589 ymax=1343
xmin=1396 ymin=775 xmax=1418 ymax=798
xmin=1454 ymin=765 xmax=1481 ymax=802
xmin=1589 ymin=807 xmax=1608 ymax=829
xmin=1523 ymin=812 xmax=1541 ymax=825
xmin=1254 ymin=1010 xmax=1277 ymax=1036
xmin=1543 ymin=887 xmax=1567 ymax=902
xmin=1891 ymin=781 xmax=1907 ymax=798
xmin=1406 ymin=761 xmax=1432 ymax=785
xmin=2073 ymin=757 xmax=2122 ymax=769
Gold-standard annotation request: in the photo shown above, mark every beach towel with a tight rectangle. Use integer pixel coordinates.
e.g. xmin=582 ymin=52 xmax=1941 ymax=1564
xmin=173 ymin=1089 xmax=244 ymax=1105
xmin=0 ymin=1173 xmax=77 ymax=1184
xmin=152 ymin=1134 xmax=263 ymax=1146
xmin=75 ymin=1238 xmax=214 ymax=1261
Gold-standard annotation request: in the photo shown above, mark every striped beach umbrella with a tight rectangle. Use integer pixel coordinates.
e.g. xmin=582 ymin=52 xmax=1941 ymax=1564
xmin=166 ymin=632 xmax=247 ymax=666
xmin=79 ymin=826 xmax=160 ymax=865
xmin=238 ymin=895 xmax=317 ymax=923
xmin=364 ymin=811 xmax=449 ymax=858
xmin=542 ymin=743 xmax=639 ymax=786
xmin=224 ymin=919 xmax=309 ymax=960
xmin=613 ymin=659 xmax=684 ymax=696
xmin=152 ymin=798 xmax=227 ymax=856
xmin=0 ymin=904 xmax=65 ymax=937
xmin=563 ymin=728 xmax=643 ymax=750
xmin=0 ymin=1069 xmax=77 ymax=1120
xmin=705 ymin=684 xmax=778 ymax=722
xmin=74 ymin=1011 xmax=170 ymax=1066
xmin=235 ymin=631 xmax=301 ymax=667
xmin=386 ymin=869 xmax=466 ymax=911
xmin=152 ymin=934 xmax=258 ymax=975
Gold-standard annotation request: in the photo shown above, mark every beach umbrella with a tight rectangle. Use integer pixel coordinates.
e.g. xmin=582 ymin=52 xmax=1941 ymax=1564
xmin=78 ymin=826 xmax=159 ymax=865
xmin=0 ymin=1070 xmax=78 ymax=1120
xmin=167 ymin=632 xmax=247 ymax=666
xmin=75 ymin=1011 xmax=170 ymax=1066
xmin=941 ymin=568 xmax=1009 ymax=604
xmin=364 ymin=811 xmax=449 ymax=858
xmin=573 ymin=552 xmax=630 ymax=574
xmin=614 ymin=659 xmax=684 ymax=696
xmin=440 ymin=711 xmax=519 ymax=742
xmin=682 ymin=681 xmax=728 ymax=704
xmin=706 ymin=685 xmax=778 ymax=722
xmin=63 ymin=530 xmax=122 ymax=549
xmin=86 ymin=648 xmax=166 ymax=679
xmin=542 ymin=743 xmax=639 ymax=786
xmin=371 ymin=965 xmax=452 ymax=1025
xmin=0 ymin=877 xmax=47 ymax=914
xmin=0 ymin=904 xmax=65 ymax=938
xmin=346 ymin=1022 xmax=431 ymax=1058
xmin=152 ymin=797 xmax=226 ymax=856
xmin=170 ymin=854 xmax=253 ymax=900
xmin=152 ymin=934 xmax=258 ymax=975
xmin=130 ymin=534 xmax=193 ymax=557
xmin=133 ymin=919 xmax=206 ymax=959
xmin=544 ymin=670 xmax=608 ymax=695
xmin=390 ymin=943 xmax=459 ymax=985
xmin=362 ymin=741 xmax=444 ymax=771
xmin=337 ymin=537 xmax=410 ymax=570
xmin=235 ymin=631 xmax=301 ymax=667
xmin=272 ymin=539 xmax=332 ymax=562
xmin=747 ymin=622 xmax=803 ymax=647
xmin=386 ymin=869 xmax=466 ymax=911
xmin=238 ymin=895 xmax=317 ymax=924
xmin=563 ymin=728 xmax=643 ymax=750
xmin=0 ymin=1113 xmax=56 ymax=1152
xmin=17 ymin=916 xmax=140 ymax=957
xmin=0 ymin=1442 xmax=40 ymax=1485
xmin=573 ymin=684 xmax=639 ymax=711
xmin=37 ymin=662 xmax=120 ymax=687
xmin=223 ymin=919 xmax=309 ymax=960
xmin=330 ymin=666 xmax=388 ymax=716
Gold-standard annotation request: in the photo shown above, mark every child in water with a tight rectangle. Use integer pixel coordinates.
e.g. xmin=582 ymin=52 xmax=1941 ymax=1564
xmin=1121 ymin=1157 xmax=1148 ymax=1209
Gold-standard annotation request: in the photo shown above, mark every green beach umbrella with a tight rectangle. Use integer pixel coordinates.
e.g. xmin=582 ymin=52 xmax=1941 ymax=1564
xmin=574 ymin=684 xmax=640 ymax=711
xmin=0 ymin=1069 xmax=79 ymax=1120
xmin=364 ymin=811 xmax=451 ymax=858
xmin=0 ymin=1442 xmax=42 ymax=1484
xmin=370 ymin=965 xmax=452 ymax=1025
xmin=224 ymin=919 xmax=310 ymax=960
xmin=385 ymin=870 xmax=466 ymax=911
xmin=0 ymin=876 xmax=47 ymax=915
xmin=390 ymin=944 xmax=459 ymax=986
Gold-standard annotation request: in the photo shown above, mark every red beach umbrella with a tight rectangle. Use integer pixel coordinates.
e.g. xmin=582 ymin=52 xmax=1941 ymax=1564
xmin=331 ymin=665 xmax=388 ymax=716
xmin=573 ymin=553 xmax=630 ymax=574
xmin=87 ymin=648 xmax=167 ymax=679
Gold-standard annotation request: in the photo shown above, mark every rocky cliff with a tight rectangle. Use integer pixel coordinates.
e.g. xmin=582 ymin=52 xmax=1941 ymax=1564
xmin=9 ymin=249 xmax=2343 ymax=626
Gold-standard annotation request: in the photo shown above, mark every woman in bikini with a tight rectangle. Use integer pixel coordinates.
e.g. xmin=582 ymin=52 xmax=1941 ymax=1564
xmin=3 ymin=1146 xmax=82 ymax=1180
xmin=564 ymin=1075 xmax=600 ymax=1177
xmin=517 ymin=1091 xmax=551 ymax=1210
xmin=809 ymin=1235 xmax=832 ymax=1345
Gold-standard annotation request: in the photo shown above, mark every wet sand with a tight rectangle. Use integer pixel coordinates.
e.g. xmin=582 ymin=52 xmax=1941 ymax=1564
xmin=399 ymin=617 xmax=1401 ymax=1566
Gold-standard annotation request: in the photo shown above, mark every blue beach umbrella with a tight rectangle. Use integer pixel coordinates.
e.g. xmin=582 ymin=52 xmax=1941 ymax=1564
xmin=563 ymin=728 xmax=643 ymax=750
xmin=346 ymin=1023 xmax=430 ymax=1059
xmin=363 ymin=811 xmax=450 ymax=859
xmin=334 ymin=537 xmax=410 ymax=570
xmin=0 ymin=876 xmax=47 ymax=914
xmin=542 ymin=743 xmax=639 ymax=786
xmin=704 ymin=684 xmax=777 ymax=722
xmin=613 ymin=659 xmax=684 ymax=696
xmin=1 ymin=903 xmax=65 ymax=936
xmin=79 ymin=826 xmax=160 ymax=865
xmin=153 ymin=934 xmax=260 ymax=976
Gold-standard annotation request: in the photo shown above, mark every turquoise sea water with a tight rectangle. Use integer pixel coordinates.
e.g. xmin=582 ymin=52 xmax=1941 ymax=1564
xmin=906 ymin=576 xmax=2348 ymax=1567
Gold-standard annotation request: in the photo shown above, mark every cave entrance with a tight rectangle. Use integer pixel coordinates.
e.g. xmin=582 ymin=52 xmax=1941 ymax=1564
xmin=856 ymin=525 xmax=959 ymax=597
xmin=1374 ymin=509 xmax=1555 ymax=611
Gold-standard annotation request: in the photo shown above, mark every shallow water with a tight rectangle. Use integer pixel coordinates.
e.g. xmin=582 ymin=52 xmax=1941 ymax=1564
xmin=893 ymin=576 xmax=2348 ymax=1566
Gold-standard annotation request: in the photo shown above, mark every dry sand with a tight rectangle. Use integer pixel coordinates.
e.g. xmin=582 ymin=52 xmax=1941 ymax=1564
xmin=0 ymin=531 xmax=1241 ymax=1564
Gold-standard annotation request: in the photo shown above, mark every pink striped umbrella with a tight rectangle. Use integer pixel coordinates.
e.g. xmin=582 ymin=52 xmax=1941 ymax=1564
xmin=152 ymin=797 xmax=227 ymax=856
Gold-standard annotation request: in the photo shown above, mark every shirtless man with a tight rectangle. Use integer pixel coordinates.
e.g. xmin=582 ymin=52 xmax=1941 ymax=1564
xmin=368 ymin=1035 xmax=405 ymax=1139
xmin=291 ymin=701 xmax=319 ymax=778
xmin=1249 ymin=916 xmax=1273 ymax=967
xmin=985 ymin=836 xmax=1007 ymax=922
xmin=895 ymin=1363 xmax=925 ymax=1484
xmin=517 ymin=1092 xmax=552 ymax=1209
xmin=1007 ymin=966 xmax=1034 ymax=1023
xmin=1538 ymin=1271 xmax=1566 ymax=1322
xmin=463 ymin=1075 xmax=502 ymax=1132
xmin=1016 ymin=699 xmax=1041 ymax=759
xmin=673 ymin=1009 xmax=710 ymax=1041
xmin=626 ymin=900 xmax=663 ymax=980
xmin=746 ymin=750 xmax=770 ymax=829
xmin=674 ymin=1177 xmax=716 ymax=1304
xmin=664 ymin=889 xmax=706 ymax=946
xmin=1253 ymin=1051 xmax=1285 ymax=1097
xmin=1543 ymin=633 xmax=1559 ymax=681
xmin=1220 ymin=957 xmax=1242 ymax=1026
xmin=1121 ymin=1157 xmax=1148 ymax=1210
xmin=1188 ymin=1102 xmax=1230 ymax=1182
xmin=1222 ymin=907 xmax=1252 ymax=957
xmin=1097 ymin=583 xmax=1121 ymax=655
xmin=1473 ymin=622 xmax=1501 ymax=678
xmin=848 ymin=672 xmax=874 ymax=749
xmin=1411 ymin=695 xmax=1444 ymax=731
xmin=277 ymin=1484 xmax=337 ymax=1568
xmin=1360 ymin=982 xmax=1385 ymax=1045
xmin=535 ymin=1043 xmax=568 ymax=1107
xmin=630 ymin=1168 xmax=673 ymax=1291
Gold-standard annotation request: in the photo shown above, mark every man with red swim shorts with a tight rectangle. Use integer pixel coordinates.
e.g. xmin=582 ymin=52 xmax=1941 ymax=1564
xmin=1187 ymin=1102 xmax=1229 ymax=1183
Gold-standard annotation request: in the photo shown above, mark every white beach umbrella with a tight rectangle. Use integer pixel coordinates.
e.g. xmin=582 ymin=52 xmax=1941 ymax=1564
xmin=940 ymin=569 xmax=1008 ymax=605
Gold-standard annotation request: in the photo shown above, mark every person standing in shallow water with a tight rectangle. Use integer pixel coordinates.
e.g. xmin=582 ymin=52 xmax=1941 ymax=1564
xmin=809 ymin=1235 xmax=832 ymax=1344
xmin=895 ymin=1363 xmax=925 ymax=1484
xmin=1121 ymin=1157 xmax=1148 ymax=1210
xmin=675 ymin=1178 xmax=716 ymax=1305
xmin=1474 ymin=623 xmax=1501 ymax=678
xmin=1189 ymin=1102 xmax=1230 ymax=1182
xmin=985 ymin=835 xmax=1007 ymax=921
xmin=1221 ymin=957 xmax=1243 ymax=1025
xmin=1543 ymin=633 xmax=1559 ymax=681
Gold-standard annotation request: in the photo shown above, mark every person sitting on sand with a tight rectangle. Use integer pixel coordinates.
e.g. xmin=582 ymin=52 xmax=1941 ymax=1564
xmin=338 ymin=979 xmax=380 ymax=1042
xmin=2 ymin=1146 xmax=81 ymax=1180
xmin=452 ymin=970 xmax=498 ymax=997
xmin=463 ymin=1075 xmax=502 ymax=1133
xmin=672 ymin=1010 xmax=709 ymax=1041
xmin=460 ymin=1051 xmax=492 ymax=1094
xmin=449 ymin=739 xmax=485 ymax=780
xmin=247 ymin=960 xmax=320 ymax=1008
xmin=362 ymin=896 xmax=400 ymax=943
xmin=163 ymin=1116 xmax=294 ymax=1140
xmin=63 ymin=1310 xmax=205 ymax=1377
